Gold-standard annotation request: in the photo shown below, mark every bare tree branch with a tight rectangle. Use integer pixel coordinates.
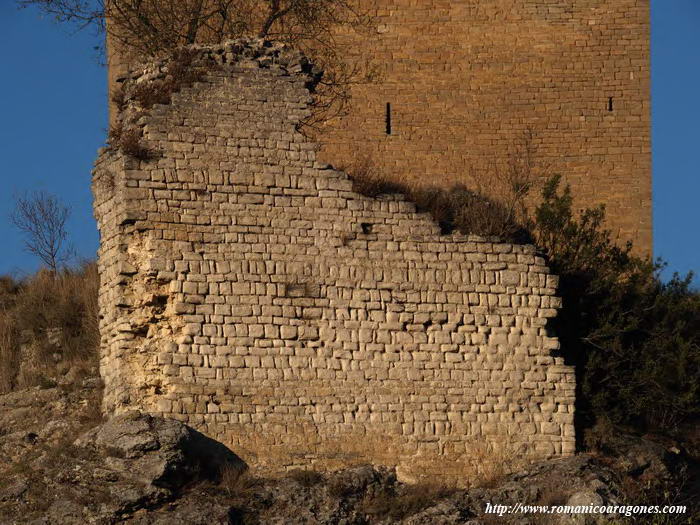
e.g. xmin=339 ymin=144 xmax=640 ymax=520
xmin=10 ymin=191 xmax=73 ymax=272
xmin=20 ymin=0 xmax=376 ymax=125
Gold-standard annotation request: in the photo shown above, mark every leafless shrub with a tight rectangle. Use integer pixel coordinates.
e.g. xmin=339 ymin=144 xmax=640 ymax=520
xmin=10 ymin=191 xmax=74 ymax=272
xmin=470 ymin=128 xmax=544 ymax=229
xmin=297 ymin=50 xmax=379 ymax=134
xmin=256 ymin=2 xmax=377 ymax=130
xmin=22 ymin=1 xmax=370 ymax=53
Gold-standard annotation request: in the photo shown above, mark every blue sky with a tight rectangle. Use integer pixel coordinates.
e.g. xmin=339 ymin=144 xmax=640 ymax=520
xmin=0 ymin=2 xmax=105 ymax=278
xmin=0 ymin=1 xmax=698 ymax=285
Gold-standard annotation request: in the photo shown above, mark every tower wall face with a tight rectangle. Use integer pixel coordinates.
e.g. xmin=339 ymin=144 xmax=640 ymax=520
xmin=94 ymin=42 xmax=575 ymax=482
xmin=317 ymin=0 xmax=651 ymax=252
xmin=107 ymin=0 xmax=652 ymax=253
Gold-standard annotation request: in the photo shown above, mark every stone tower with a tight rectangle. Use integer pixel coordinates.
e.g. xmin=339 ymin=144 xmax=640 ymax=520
xmin=107 ymin=0 xmax=651 ymax=253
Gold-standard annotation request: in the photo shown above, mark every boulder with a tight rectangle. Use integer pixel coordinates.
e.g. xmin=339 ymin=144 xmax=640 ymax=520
xmin=76 ymin=411 xmax=245 ymax=491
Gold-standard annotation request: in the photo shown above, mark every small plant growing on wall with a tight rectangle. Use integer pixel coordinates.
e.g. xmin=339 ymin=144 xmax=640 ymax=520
xmin=127 ymin=48 xmax=213 ymax=111
xmin=107 ymin=122 xmax=152 ymax=161
xmin=107 ymin=48 xmax=220 ymax=160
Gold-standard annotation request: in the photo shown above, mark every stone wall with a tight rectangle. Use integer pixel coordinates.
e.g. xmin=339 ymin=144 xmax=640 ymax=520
xmin=94 ymin=40 xmax=575 ymax=482
xmin=106 ymin=0 xmax=652 ymax=254
xmin=319 ymin=0 xmax=652 ymax=253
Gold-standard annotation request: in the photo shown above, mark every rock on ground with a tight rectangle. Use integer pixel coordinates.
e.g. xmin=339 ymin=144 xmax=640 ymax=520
xmin=0 ymin=376 xmax=695 ymax=524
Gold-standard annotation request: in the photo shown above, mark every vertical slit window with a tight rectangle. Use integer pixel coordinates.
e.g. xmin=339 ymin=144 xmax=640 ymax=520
xmin=608 ymin=97 xmax=614 ymax=112
xmin=385 ymin=102 xmax=392 ymax=135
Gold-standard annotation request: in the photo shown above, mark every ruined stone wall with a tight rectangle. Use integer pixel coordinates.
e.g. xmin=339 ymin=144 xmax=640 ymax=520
xmin=94 ymin=41 xmax=575 ymax=482
xmin=107 ymin=0 xmax=651 ymax=254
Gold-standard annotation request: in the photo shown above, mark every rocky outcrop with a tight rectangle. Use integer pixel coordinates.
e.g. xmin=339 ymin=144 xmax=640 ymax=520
xmin=0 ymin=383 xmax=241 ymax=524
xmin=75 ymin=411 xmax=245 ymax=501
xmin=1 ymin=375 xmax=694 ymax=524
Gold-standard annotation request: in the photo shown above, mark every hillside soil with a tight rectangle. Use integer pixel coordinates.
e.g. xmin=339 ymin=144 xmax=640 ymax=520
xmin=0 ymin=373 xmax=696 ymax=525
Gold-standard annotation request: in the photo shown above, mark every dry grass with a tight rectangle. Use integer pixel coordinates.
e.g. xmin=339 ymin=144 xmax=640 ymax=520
xmin=111 ymin=86 xmax=127 ymax=113
xmin=462 ymin=440 xmax=531 ymax=489
xmin=218 ymin=463 xmax=258 ymax=498
xmin=288 ymin=431 xmax=531 ymax=490
xmin=288 ymin=468 xmax=325 ymax=487
xmin=342 ymin=154 xmax=405 ymax=198
xmin=341 ymin=145 xmax=538 ymax=242
xmin=0 ymin=262 xmax=99 ymax=394
xmin=360 ymin=482 xmax=457 ymax=521
xmin=0 ymin=315 xmax=18 ymax=392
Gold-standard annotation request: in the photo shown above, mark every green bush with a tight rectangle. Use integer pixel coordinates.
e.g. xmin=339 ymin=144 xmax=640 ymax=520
xmin=348 ymin=163 xmax=699 ymax=439
xmin=532 ymin=175 xmax=700 ymax=437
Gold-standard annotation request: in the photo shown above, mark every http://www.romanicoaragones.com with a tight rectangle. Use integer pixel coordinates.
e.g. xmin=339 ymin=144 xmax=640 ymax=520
xmin=485 ymin=502 xmax=687 ymax=518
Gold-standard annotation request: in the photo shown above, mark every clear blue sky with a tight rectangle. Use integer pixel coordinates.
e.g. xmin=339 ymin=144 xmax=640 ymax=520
xmin=0 ymin=1 xmax=698 ymax=284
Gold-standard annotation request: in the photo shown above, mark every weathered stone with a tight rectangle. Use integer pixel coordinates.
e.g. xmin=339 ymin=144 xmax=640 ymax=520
xmin=93 ymin=39 xmax=575 ymax=483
